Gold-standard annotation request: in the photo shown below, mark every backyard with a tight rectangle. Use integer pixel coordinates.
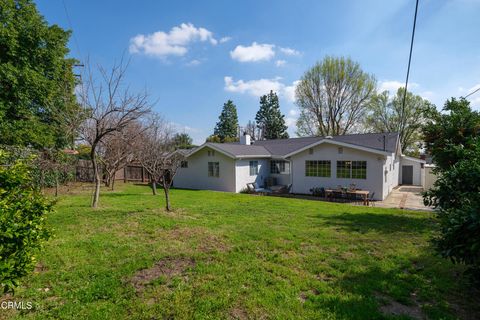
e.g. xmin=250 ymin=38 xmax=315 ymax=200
xmin=1 ymin=183 xmax=479 ymax=320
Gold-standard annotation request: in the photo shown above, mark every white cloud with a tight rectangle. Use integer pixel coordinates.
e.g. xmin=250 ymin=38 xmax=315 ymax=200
xmin=378 ymin=80 xmax=419 ymax=93
xmin=230 ymin=42 xmax=275 ymax=62
xmin=186 ymin=59 xmax=201 ymax=66
xmin=280 ymin=47 xmax=301 ymax=56
xmin=219 ymin=36 xmax=231 ymax=43
xmin=129 ymin=23 xmax=218 ymax=58
xmin=275 ymin=59 xmax=286 ymax=67
xmin=283 ymin=80 xmax=300 ymax=102
xmin=470 ymin=96 xmax=480 ymax=110
xmin=224 ymin=76 xmax=283 ymax=96
xmin=224 ymin=76 xmax=298 ymax=102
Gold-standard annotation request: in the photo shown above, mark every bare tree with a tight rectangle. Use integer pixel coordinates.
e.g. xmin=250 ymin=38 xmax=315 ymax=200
xmin=243 ymin=120 xmax=262 ymax=140
xmin=364 ymin=88 xmax=434 ymax=155
xmin=295 ymin=56 xmax=376 ymax=136
xmin=98 ymin=121 xmax=145 ymax=190
xmin=80 ymin=58 xmax=151 ymax=207
xmin=136 ymin=116 xmax=185 ymax=211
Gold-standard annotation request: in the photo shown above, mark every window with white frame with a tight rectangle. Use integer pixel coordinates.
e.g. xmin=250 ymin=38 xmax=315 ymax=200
xmin=352 ymin=161 xmax=367 ymax=179
xmin=336 ymin=160 xmax=367 ymax=179
xmin=208 ymin=162 xmax=219 ymax=177
xmin=270 ymin=160 xmax=287 ymax=174
xmin=249 ymin=161 xmax=258 ymax=176
xmin=305 ymin=160 xmax=331 ymax=177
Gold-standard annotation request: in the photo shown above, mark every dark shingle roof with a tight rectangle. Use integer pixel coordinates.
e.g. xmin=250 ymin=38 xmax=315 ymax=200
xmin=252 ymin=132 xmax=399 ymax=156
xmin=196 ymin=132 xmax=399 ymax=159
xmin=208 ymin=143 xmax=271 ymax=157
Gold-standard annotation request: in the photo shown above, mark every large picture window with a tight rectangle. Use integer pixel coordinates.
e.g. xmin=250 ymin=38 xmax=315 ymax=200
xmin=305 ymin=160 xmax=331 ymax=177
xmin=208 ymin=162 xmax=219 ymax=177
xmin=270 ymin=160 xmax=287 ymax=174
xmin=249 ymin=161 xmax=259 ymax=176
xmin=336 ymin=161 xmax=367 ymax=179
xmin=336 ymin=161 xmax=352 ymax=178
xmin=352 ymin=161 xmax=367 ymax=179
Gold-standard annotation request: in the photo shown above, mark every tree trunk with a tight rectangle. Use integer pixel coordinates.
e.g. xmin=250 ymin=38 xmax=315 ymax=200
xmin=111 ymin=177 xmax=115 ymax=190
xmin=163 ymin=185 xmax=171 ymax=211
xmin=54 ymin=170 xmax=59 ymax=197
xmin=91 ymin=148 xmax=100 ymax=208
xmin=152 ymin=180 xmax=157 ymax=195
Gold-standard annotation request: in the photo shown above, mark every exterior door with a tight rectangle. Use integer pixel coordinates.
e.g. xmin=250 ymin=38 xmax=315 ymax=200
xmin=402 ymin=165 xmax=413 ymax=185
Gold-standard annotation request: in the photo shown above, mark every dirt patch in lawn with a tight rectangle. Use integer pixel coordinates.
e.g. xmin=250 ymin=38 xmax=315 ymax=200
xmin=130 ymin=257 xmax=195 ymax=292
xmin=163 ymin=227 xmax=230 ymax=253
xmin=375 ymin=293 xmax=423 ymax=319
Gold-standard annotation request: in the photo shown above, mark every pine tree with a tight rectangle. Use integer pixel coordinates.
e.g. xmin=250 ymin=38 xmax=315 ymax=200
xmin=214 ymin=100 xmax=239 ymax=142
xmin=255 ymin=91 xmax=289 ymax=139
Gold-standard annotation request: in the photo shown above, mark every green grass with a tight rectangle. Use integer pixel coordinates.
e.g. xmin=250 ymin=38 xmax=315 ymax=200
xmin=3 ymin=183 xmax=479 ymax=319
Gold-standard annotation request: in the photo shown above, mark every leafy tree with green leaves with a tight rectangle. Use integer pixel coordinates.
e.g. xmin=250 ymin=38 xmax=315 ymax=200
xmin=0 ymin=149 xmax=52 ymax=293
xmin=295 ymin=56 xmax=376 ymax=136
xmin=0 ymin=0 xmax=81 ymax=149
xmin=423 ymin=98 xmax=480 ymax=279
xmin=173 ymin=132 xmax=195 ymax=149
xmin=214 ymin=100 xmax=239 ymax=142
xmin=365 ymin=88 xmax=434 ymax=155
xmin=255 ymin=91 xmax=289 ymax=139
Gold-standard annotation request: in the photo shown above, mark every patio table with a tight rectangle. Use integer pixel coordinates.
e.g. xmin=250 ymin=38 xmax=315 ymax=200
xmin=325 ymin=189 xmax=370 ymax=206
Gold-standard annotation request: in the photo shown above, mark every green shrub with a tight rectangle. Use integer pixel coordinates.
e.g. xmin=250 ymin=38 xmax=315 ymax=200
xmin=423 ymin=98 xmax=480 ymax=279
xmin=0 ymin=150 xmax=53 ymax=293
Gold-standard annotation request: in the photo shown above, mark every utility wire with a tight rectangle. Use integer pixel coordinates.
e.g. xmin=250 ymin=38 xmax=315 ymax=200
xmin=464 ymin=86 xmax=480 ymax=99
xmin=62 ymin=0 xmax=82 ymax=59
xmin=400 ymin=0 xmax=419 ymax=133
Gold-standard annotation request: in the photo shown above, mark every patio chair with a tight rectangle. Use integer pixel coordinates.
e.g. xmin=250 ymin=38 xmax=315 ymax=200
xmin=332 ymin=190 xmax=344 ymax=202
xmin=246 ymin=182 xmax=271 ymax=195
xmin=367 ymin=192 xmax=375 ymax=206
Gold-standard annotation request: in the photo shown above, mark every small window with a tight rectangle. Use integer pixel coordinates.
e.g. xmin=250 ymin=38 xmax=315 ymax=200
xmin=338 ymin=147 xmax=343 ymax=154
xmin=305 ymin=160 xmax=331 ymax=177
xmin=249 ymin=161 xmax=259 ymax=176
xmin=181 ymin=161 xmax=188 ymax=168
xmin=207 ymin=150 xmax=215 ymax=157
xmin=270 ymin=160 xmax=287 ymax=174
xmin=208 ymin=162 xmax=219 ymax=177
xmin=309 ymin=148 xmax=314 ymax=155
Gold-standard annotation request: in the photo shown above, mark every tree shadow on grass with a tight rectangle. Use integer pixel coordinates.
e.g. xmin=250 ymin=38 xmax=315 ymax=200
xmin=317 ymin=212 xmax=435 ymax=235
xmin=306 ymin=252 xmax=480 ymax=320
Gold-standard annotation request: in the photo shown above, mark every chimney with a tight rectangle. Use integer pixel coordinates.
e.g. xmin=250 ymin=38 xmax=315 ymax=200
xmin=240 ymin=133 xmax=251 ymax=145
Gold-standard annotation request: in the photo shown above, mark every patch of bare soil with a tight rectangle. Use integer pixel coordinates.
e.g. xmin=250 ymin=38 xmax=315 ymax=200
xmin=164 ymin=227 xmax=230 ymax=253
xmin=375 ymin=293 xmax=423 ymax=319
xmin=229 ymin=307 xmax=249 ymax=320
xmin=299 ymin=289 xmax=320 ymax=303
xmin=34 ymin=262 xmax=47 ymax=273
xmin=130 ymin=257 xmax=195 ymax=292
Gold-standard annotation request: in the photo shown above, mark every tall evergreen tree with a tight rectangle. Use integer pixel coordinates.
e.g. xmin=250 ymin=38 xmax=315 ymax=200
xmin=0 ymin=0 xmax=81 ymax=148
xmin=255 ymin=91 xmax=289 ymax=139
xmin=214 ymin=100 xmax=239 ymax=142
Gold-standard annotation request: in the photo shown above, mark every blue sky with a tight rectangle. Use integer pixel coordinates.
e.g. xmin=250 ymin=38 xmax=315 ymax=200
xmin=37 ymin=0 xmax=480 ymax=144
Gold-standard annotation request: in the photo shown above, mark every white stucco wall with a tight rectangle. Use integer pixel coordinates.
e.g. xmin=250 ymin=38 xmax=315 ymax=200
xmin=424 ymin=165 xmax=437 ymax=190
xmin=234 ymin=159 xmax=270 ymax=192
xmin=382 ymin=153 xmax=400 ymax=198
xmin=399 ymin=156 xmax=424 ymax=186
xmin=174 ymin=147 xmax=236 ymax=192
xmin=289 ymin=143 xmax=388 ymax=200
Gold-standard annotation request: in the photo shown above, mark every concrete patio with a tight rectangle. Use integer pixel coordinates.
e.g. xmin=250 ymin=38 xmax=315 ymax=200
xmin=375 ymin=186 xmax=432 ymax=211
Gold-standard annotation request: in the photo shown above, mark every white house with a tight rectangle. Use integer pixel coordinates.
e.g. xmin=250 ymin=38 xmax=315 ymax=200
xmin=174 ymin=132 xmax=425 ymax=200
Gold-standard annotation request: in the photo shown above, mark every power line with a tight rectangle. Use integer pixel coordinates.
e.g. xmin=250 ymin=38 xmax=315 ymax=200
xmin=400 ymin=0 xmax=419 ymax=129
xmin=62 ymin=0 xmax=82 ymax=59
xmin=464 ymin=86 xmax=480 ymax=99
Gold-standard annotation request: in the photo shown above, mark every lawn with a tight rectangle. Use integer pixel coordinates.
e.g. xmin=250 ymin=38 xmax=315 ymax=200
xmin=2 ymin=183 xmax=478 ymax=319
